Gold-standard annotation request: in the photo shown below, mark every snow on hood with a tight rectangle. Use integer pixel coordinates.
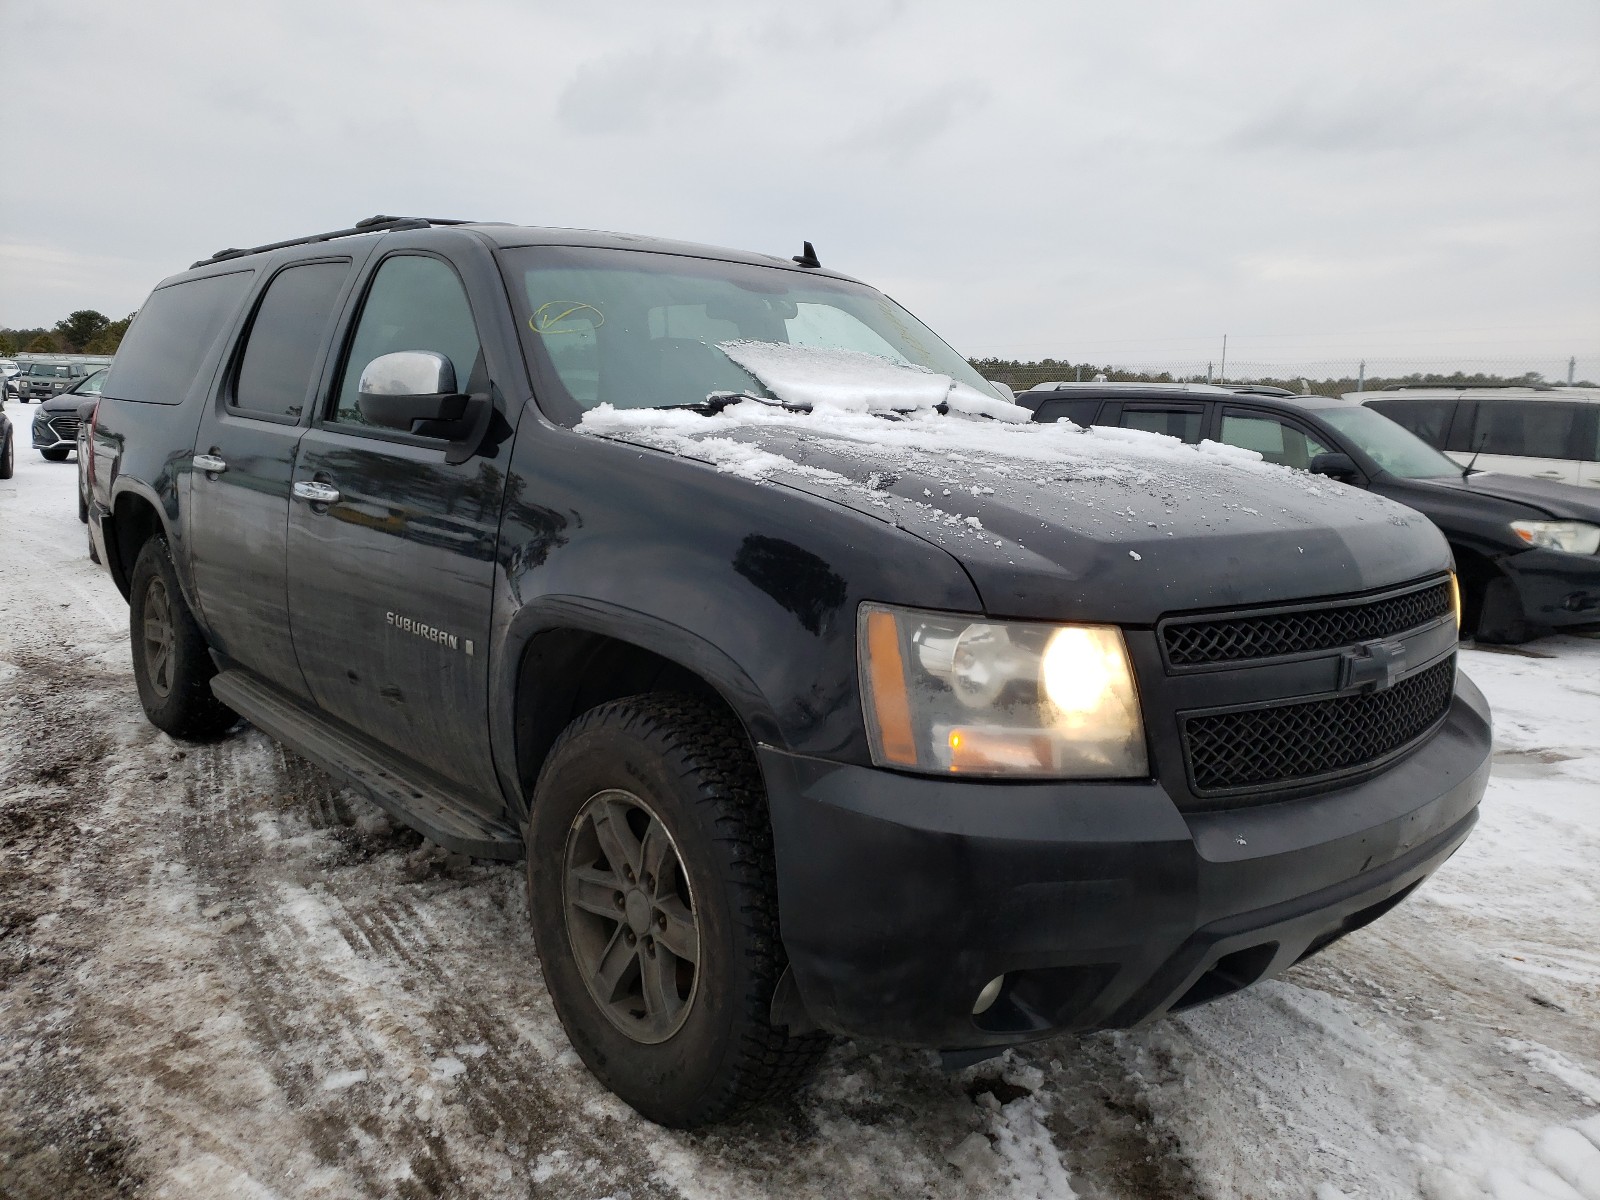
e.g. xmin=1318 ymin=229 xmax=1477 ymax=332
xmin=717 ymin=341 xmax=1030 ymax=422
xmin=577 ymin=395 xmax=1447 ymax=620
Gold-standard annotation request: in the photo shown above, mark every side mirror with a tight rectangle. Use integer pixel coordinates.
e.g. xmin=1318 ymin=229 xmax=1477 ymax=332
xmin=356 ymin=351 xmax=469 ymax=431
xmin=1309 ymin=452 xmax=1361 ymax=483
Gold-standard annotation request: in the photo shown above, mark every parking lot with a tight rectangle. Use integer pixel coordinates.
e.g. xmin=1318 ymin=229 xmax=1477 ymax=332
xmin=2 ymin=440 xmax=1598 ymax=1200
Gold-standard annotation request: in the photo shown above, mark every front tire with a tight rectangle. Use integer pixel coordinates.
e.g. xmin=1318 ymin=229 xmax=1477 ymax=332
xmin=40 ymin=446 xmax=69 ymax=462
xmin=128 ymin=537 xmax=237 ymax=739
xmin=527 ymin=694 xmax=828 ymax=1128
xmin=0 ymin=428 xmax=12 ymax=480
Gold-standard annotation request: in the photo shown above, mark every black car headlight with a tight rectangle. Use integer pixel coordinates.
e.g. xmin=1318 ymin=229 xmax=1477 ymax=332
xmin=858 ymin=603 xmax=1148 ymax=779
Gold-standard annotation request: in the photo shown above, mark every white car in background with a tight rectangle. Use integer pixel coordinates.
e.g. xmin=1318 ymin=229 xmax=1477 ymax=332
xmin=1357 ymin=386 xmax=1600 ymax=489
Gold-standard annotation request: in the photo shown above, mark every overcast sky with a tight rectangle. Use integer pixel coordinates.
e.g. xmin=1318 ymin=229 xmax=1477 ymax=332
xmin=3 ymin=0 xmax=1596 ymax=378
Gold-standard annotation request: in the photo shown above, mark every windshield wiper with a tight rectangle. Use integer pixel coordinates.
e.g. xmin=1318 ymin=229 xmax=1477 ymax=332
xmin=664 ymin=391 xmax=810 ymax=416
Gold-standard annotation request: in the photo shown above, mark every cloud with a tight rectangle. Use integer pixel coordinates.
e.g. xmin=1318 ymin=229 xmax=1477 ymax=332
xmin=556 ymin=44 xmax=738 ymax=136
xmin=0 ymin=0 xmax=1595 ymax=372
xmin=841 ymin=82 xmax=991 ymax=161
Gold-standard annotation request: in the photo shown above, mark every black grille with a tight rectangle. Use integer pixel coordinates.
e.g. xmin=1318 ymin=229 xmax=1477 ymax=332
xmin=1164 ymin=581 xmax=1451 ymax=667
xmin=1182 ymin=656 xmax=1455 ymax=794
xmin=49 ymin=416 xmax=80 ymax=441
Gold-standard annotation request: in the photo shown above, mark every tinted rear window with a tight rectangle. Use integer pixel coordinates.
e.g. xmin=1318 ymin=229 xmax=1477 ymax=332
xmin=1468 ymin=400 xmax=1586 ymax=460
xmin=105 ymin=271 xmax=254 ymax=405
xmin=1119 ymin=406 xmax=1204 ymax=443
xmin=1368 ymin=398 xmax=1453 ymax=447
xmin=1031 ymin=397 xmax=1101 ymax=426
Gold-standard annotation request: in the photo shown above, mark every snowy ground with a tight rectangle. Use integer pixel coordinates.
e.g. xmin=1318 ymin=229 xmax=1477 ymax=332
xmin=2 ymin=415 xmax=1598 ymax=1200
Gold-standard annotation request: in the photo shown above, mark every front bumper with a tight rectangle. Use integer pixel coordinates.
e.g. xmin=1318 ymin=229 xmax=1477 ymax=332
xmin=762 ymin=672 xmax=1491 ymax=1050
xmin=1502 ymin=546 xmax=1600 ymax=627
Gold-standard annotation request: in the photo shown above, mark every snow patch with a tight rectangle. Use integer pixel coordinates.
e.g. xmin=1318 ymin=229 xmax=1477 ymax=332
xmin=718 ymin=339 xmax=1031 ymax=422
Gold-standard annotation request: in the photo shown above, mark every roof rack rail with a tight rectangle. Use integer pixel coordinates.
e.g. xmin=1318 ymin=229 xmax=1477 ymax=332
xmin=190 ymin=215 xmax=481 ymax=269
xmin=1381 ymin=382 xmax=1555 ymax=392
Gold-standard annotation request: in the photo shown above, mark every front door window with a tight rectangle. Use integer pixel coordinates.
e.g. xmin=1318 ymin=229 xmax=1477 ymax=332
xmin=332 ymin=255 xmax=482 ymax=426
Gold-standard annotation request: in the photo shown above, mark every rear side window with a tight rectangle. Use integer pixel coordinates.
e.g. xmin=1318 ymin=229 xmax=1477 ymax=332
xmin=105 ymin=271 xmax=255 ymax=405
xmin=1033 ymin=397 xmax=1101 ymax=426
xmin=1220 ymin=411 xmax=1333 ymax=469
xmin=1119 ymin=406 xmax=1204 ymax=443
xmin=1369 ymin=398 xmax=1453 ymax=447
xmin=232 ymin=260 xmax=351 ymax=420
xmin=1468 ymin=401 xmax=1585 ymax=459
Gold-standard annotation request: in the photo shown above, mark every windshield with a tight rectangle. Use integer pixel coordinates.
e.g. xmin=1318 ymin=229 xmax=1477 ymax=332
xmin=1318 ymin=406 xmax=1463 ymax=479
xmin=505 ymin=246 xmax=996 ymax=420
xmin=24 ymin=363 xmax=68 ymax=377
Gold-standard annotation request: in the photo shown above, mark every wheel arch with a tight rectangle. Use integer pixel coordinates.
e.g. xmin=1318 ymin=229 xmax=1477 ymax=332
xmin=106 ymin=482 xmax=174 ymax=603
xmin=1448 ymin=541 xmax=1508 ymax=636
xmin=494 ymin=599 xmax=784 ymax=823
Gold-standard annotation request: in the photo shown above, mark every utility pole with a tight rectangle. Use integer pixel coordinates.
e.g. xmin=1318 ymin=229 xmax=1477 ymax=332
xmin=1206 ymin=361 xmax=1213 ymax=385
xmin=1357 ymin=360 xmax=1366 ymax=392
xmin=1570 ymin=356 xmax=1577 ymax=386
xmin=1218 ymin=335 xmax=1228 ymax=382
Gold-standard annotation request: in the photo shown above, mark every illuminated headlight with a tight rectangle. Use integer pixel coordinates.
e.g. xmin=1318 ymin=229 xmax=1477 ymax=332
xmin=858 ymin=603 xmax=1148 ymax=778
xmin=1510 ymin=520 xmax=1600 ymax=556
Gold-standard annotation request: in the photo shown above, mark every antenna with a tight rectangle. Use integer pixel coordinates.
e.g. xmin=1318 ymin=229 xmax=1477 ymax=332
xmin=792 ymin=241 xmax=821 ymax=268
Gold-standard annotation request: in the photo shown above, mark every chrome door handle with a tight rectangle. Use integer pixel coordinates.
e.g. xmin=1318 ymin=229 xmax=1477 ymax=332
xmin=292 ymin=481 xmax=341 ymax=504
xmin=193 ymin=454 xmax=228 ymax=474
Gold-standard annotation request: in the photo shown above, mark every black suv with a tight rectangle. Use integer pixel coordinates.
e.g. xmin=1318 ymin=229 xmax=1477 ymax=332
xmin=88 ymin=217 xmax=1490 ymax=1128
xmin=1022 ymin=383 xmax=1600 ymax=642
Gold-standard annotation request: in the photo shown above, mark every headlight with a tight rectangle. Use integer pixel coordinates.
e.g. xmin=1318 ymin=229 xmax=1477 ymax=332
xmin=1510 ymin=520 xmax=1600 ymax=556
xmin=1448 ymin=571 xmax=1462 ymax=634
xmin=858 ymin=603 xmax=1148 ymax=778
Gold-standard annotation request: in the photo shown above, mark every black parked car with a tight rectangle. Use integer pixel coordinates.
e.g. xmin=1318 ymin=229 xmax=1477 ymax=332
xmin=33 ymin=367 xmax=105 ymax=462
xmin=0 ymin=405 xmax=13 ymax=480
xmin=87 ymin=217 xmax=1489 ymax=1128
xmin=1022 ymin=383 xmax=1600 ymax=642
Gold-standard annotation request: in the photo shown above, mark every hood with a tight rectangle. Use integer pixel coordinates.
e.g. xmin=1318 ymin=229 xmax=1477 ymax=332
xmin=579 ymin=402 xmax=1450 ymax=624
xmin=1432 ymin=471 xmax=1600 ymax=521
xmin=38 ymin=392 xmax=84 ymax=414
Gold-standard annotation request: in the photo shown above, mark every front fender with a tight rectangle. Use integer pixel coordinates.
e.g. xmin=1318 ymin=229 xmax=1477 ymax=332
xmin=488 ymin=595 xmax=785 ymax=806
xmin=485 ymin=422 xmax=982 ymax=802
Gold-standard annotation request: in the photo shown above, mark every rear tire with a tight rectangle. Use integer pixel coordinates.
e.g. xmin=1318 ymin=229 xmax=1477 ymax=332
xmin=40 ymin=446 xmax=69 ymax=462
xmin=526 ymin=694 xmax=829 ymax=1128
xmin=0 ymin=429 xmax=12 ymax=479
xmin=129 ymin=537 xmax=237 ymax=739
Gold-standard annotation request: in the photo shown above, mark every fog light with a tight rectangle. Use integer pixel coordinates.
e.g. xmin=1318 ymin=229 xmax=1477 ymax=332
xmin=972 ymin=974 xmax=1005 ymax=1015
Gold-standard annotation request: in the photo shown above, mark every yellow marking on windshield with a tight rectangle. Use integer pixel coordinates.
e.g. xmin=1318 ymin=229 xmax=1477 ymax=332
xmin=530 ymin=302 xmax=604 ymax=334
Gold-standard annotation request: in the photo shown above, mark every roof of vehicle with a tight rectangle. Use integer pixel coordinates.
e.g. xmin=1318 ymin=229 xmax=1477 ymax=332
xmin=184 ymin=214 xmax=861 ymax=284
xmin=1351 ymin=386 xmax=1600 ymax=402
xmin=1016 ymin=382 xmax=1329 ymax=414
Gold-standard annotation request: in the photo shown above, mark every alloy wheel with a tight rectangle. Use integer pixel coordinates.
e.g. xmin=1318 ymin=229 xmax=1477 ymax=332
xmin=142 ymin=578 xmax=175 ymax=698
xmin=562 ymin=788 xmax=701 ymax=1044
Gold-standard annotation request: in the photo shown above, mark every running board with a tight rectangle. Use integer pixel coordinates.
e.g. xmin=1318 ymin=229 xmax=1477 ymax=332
xmin=210 ymin=669 xmax=522 ymax=861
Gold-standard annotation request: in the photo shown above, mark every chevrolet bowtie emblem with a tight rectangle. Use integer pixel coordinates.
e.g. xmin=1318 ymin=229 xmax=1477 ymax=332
xmin=1340 ymin=638 xmax=1408 ymax=693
